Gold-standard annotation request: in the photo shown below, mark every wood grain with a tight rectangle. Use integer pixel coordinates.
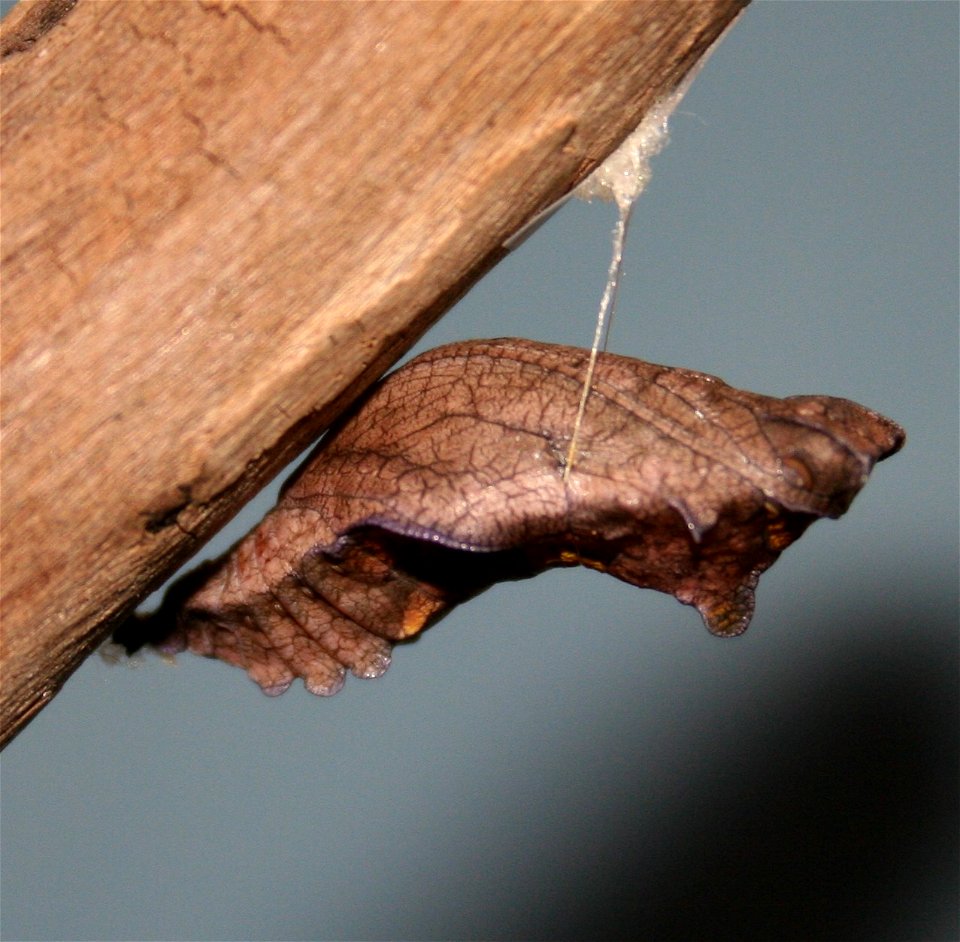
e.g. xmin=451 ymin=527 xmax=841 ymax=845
xmin=0 ymin=0 xmax=747 ymax=747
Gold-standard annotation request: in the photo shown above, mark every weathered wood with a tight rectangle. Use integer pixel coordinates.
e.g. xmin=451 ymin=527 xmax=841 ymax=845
xmin=0 ymin=0 xmax=747 ymax=747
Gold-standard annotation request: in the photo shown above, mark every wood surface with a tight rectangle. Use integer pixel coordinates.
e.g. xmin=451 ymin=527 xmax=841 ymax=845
xmin=0 ymin=0 xmax=747 ymax=747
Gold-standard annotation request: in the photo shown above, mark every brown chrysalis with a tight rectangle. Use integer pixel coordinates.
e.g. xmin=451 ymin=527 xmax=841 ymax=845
xmin=116 ymin=339 xmax=904 ymax=697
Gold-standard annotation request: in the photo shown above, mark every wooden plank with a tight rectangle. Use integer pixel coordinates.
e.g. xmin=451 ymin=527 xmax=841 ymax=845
xmin=0 ymin=0 xmax=747 ymax=746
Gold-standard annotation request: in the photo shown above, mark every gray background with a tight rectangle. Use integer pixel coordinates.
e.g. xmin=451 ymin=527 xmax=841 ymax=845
xmin=2 ymin=3 xmax=957 ymax=940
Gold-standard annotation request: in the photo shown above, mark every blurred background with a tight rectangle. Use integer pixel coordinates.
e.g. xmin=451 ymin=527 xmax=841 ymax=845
xmin=2 ymin=3 xmax=957 ymax=940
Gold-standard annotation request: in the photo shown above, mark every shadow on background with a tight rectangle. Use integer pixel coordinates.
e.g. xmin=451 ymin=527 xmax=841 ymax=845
xmin=384 ymin=597 xmax=958 ymax=942
xmin=547 ymin=606 xmax=958 ymax=941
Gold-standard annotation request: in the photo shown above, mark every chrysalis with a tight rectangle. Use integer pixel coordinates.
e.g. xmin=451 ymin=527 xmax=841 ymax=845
xmin=116 ymin=339 xmax=904 ymax=698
